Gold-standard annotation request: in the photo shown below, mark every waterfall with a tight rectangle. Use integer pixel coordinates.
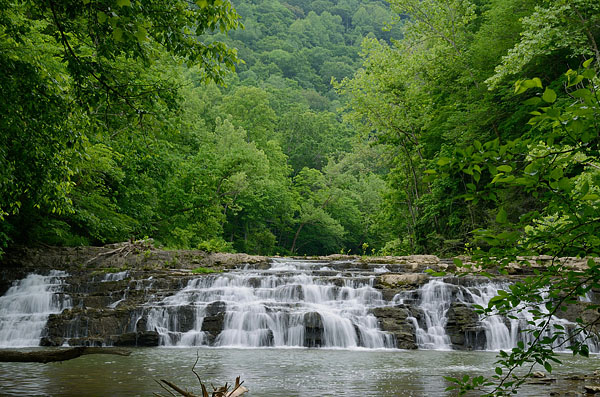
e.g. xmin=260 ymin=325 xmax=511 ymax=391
xmin=399 ymin=279 xmax=599 ymax=352
xmin=144 ymin=259 xmax=395 ymax=348
xmin=101 ymin=270 xmax=129 ymax=282
xmin=0 ymin=271 xmax=71 ymax=347
xmin=1 ymin=261 xmax=595 ymax=353
xmin=103 ymin=271 xmax=131 ymax=309
xmin=407 ymin=279 xmax=453 ymax=350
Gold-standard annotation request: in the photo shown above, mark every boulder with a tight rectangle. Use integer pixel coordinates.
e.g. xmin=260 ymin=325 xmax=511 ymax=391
xmin=201 ymin=302 xmax=226 ymax=344
xmin=377 ymin=273 xmax=429 ymax=289
xmin=445 ymin=302 xmax=480 ymax=348
xmin=372 ymin=305 xmax=417 ymax=349
xmin=304 ymin=312 xmax=323 ymax=347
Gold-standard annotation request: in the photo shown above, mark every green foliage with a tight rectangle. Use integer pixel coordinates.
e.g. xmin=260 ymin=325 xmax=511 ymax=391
xmin=0 ymin=0 xmax=241 ymax=251
xmin=439 ymin=62 xmax=600 ymax=395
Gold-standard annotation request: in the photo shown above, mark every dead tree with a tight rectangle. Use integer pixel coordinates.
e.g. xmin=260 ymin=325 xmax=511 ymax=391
xmin=155 ymin=352 xmax=248 ymax=397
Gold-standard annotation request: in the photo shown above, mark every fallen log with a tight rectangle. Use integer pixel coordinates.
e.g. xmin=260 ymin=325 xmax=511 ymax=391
xmin=0 ymin=347 xmax=131 ymax=363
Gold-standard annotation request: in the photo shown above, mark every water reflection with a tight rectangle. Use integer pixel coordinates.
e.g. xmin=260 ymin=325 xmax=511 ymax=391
xmin=0 ymin=348 xmax=598 ymax=396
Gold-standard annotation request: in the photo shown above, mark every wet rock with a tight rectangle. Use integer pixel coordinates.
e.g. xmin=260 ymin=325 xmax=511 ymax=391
xmin=67 ymin=337 xmax=104 ymax=346
xmin=79 ymin=295 xmax=114 ymax=309
xmin=445 ymin=303 xmax=480 ymax=349
xmin=585 ymin=385 xmax=600 ymax=394
xmin=110 ymin=332 xmax=137 ymax=346
xmin=201 ymin=302 xmax=226 ymax=343
xmin=110 ymin=331 xmax=159 ymax=347
xmin=372 ymin=305 xmax=417 ymax=349
xmin=376 ymin=273 xmax=429 ymax=290
xmin=555 ymin=301 xmax=600 ymax=331
xmin=168 ymin=305 xmax=197 ymax=332
xmin=44 ymin=307 xmax=138 ymax=343
xmin=304 ymin=312 xmax=323 ymax=347
xmin=137 ymin=330 xmax=160 ymax=346
xmin=40 ymin=336 xmax=65 ymax=347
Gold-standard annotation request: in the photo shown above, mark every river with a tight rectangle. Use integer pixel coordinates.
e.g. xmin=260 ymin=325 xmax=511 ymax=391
xmin=0 ymin=347 xmax=598 ymax=396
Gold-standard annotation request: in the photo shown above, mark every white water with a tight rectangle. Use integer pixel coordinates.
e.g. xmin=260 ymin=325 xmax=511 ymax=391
xmin=400 ymin=279 xmax=599 ymax=352
xmin=0 ymin=271 xmax=71 ymax=347
xmin=408 ymin=279 xmax=454 ymax=350
xmin=2 ymin=263 xmax=595 ymax=353
xmin=103 ymin=271 xmax=131 ymax=308
xmin=145 ymin=259 xmax=394 ymax=348
xmin=102 ymin=270 xmax=129 ymax=282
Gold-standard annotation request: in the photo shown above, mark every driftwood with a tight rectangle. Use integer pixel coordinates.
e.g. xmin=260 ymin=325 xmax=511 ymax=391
xmin=155 ymin=353 xmax=248 ymax=397
xmin=0 ymin=347 xmax=131 ymax=363
xmin=85 ymin=238 xmax=154 ymax=266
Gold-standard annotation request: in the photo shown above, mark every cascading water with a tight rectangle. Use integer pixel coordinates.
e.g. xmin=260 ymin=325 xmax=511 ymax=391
xmin=0 ymin=271 xmax=71 ymax=347
xmin=398 ymin=279 xmax=599 ymax=352
xmin=1 ymin=260 xmax=595 ymax=353
xmin=144 ymin=259 xmax=395 ymax=348
xmin=406 ymin=279 xmax=454 ymax=350
xmin=103 ymin=271 xmax=131 ymax=309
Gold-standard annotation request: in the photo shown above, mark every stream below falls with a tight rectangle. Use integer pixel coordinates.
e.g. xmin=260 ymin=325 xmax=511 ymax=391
xmin=1 ymin=347 xmax=600 ymax=396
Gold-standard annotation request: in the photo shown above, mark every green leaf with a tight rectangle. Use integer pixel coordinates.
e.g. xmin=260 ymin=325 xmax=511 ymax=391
xmin=113 ymin=27 xmax=124 ymax=41
xmin=544 ymin=362 xmax=552 ymax=372
xmin=571 ymin=89 xmax=591 ymax=99
xmin=567 ymin=74 xmax=584 ymax=87
xmin=437 ymin=157 xmax=451 ymax=166
xmin=496 ymin=207 xmax=507 ymax=224
xmin=542 ymin=88 xmax=557 ymax=103
xmin=116 ymin=0 xmax=131 ymax=6
xmin=580 ymin=181 xmax=590 ymax=197
xmin=523 ymin=97 xmax=541 ymax=106
xmin=582 ymin=194 xmax=599 ymax=200
xmin=583 ymin=58 xmax=594 ymax=68
xmin=497 ymin=165 xmax=512 ymax=173
xmin=135 ymin=27 xmax=148 ymax=42
xmin=583 ymin=69 xmax=595 ymax=79
xmin=558 ymin=177 xmax=571 ymax=192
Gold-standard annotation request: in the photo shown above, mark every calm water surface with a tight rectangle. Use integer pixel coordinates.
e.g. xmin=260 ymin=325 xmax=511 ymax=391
xmin=0 ymin=348 xmax=598 ymax=396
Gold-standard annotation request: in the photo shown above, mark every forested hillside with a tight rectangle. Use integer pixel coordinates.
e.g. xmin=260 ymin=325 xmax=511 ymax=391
xmin=338 ymin=0 xmax=600 ymax=257
xmin=0 ymin=0 xmax=402 ymax=256
xmin=1 ymin=0 xmax=598 ymax=260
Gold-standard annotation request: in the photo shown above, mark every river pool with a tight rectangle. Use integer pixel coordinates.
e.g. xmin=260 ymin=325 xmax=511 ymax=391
xmin=1 ymin=348 xmax=598 ymax=396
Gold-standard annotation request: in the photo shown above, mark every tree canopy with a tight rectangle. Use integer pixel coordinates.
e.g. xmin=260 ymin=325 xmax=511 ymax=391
xmin=0 ymin=0 xmax=400 ymax=256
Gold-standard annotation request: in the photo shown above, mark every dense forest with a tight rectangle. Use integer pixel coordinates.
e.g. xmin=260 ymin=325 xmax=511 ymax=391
xmin=1 ymin=0 xmax=598 ymax=260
